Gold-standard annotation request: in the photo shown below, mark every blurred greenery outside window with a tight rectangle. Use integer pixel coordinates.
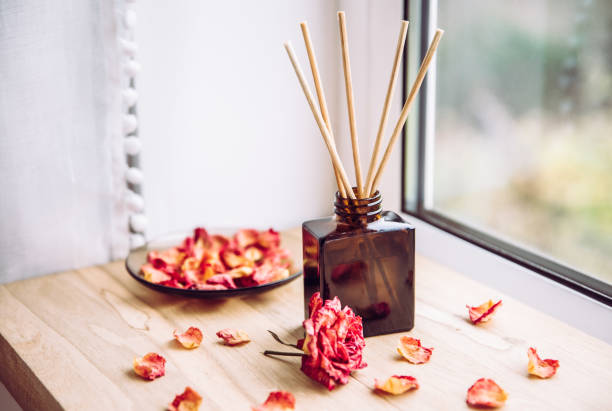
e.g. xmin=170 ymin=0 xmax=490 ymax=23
xmin=403 ymin=1 xmax=612 ymax=296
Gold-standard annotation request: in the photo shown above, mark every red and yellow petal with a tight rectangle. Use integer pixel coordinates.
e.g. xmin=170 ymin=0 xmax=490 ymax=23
xmin=216 ymin=329 xmax=251 ymax=345
xmin=466 ymin=378 xmax=508 ymax=408
xmin=133 ymin=352 xmax=166 ymax=380
xmin=252 ymin=265 xmax=290 ymax=285
xmin=141 ymin=263 xmax=172 ymax=284
xmin=148 ymin=247 xmax=184 ymax=267
xmin=252 ymin=391 xmax=295 ymax=411
xmin=206 ymin=274 xmax=238 ymax=289
xmin=173 ymin=327 xmax=203 ymax=349
xmin=227 ymin=266 xmax=255 ymax=279
xmin=258 ymin=229 xmax=281 ymax=249
xmin=221 ymin=249 xmax=249 ymax=269
xmin=244 ymin=246 xmax=264 ymax=263
xmin=169 ymin=386 xmax=202 ymax=411
xmin=527 ymin=347 xmax=559 ymax=379
xmin=466 ymin=299 xmax=502 ymax=324
xmin=374 ymin=375 xmax=419 ymax=395
xmin=235 ymin=229 xmax=259 ymax=249
xmin=397 ymin=336 xmax=433 ymax=364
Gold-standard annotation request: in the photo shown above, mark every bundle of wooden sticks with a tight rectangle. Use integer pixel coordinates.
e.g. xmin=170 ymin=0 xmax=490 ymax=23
xmin=284 ymin=11 xmax=443 ymax=200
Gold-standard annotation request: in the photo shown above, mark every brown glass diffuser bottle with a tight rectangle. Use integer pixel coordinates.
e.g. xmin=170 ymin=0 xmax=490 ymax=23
xmin=302 ymin=189 xmax=415 ymax=337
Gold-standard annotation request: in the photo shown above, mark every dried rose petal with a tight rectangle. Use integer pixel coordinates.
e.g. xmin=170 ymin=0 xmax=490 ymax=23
xmin=148 ymin=247 xmax=184 ymax=268
xmin=199 ymin=265 xmax=217 ymax=283
xmin=216 ymin=329 xmax=251 ymax=345
xmin=227 ymin=266 xmax=255 ymax=279
xmin=527 ymin=347 xmax=559 ymax=379
xmin=235 ymin=229 xmax=259 ymax=249
xmin=244 ymin=246 xmax=264 ymax=263
xmin=466 ymin=299 xmax=502 ymax=324
xmin=397 ymin=336 xmax=433 ymax=364
xmin=133 ymin=352 xmax=166 ymax=380
xmin=178 ymin=236 xmax=194 ymax=255
xmin=160 ymin=278 xmax=183 ymax=288
xmin=173 ymin=327 xmax=203 ymax=349
xmin=251 ymin=391 xmax=296 ymax=411
xmin=181 ymin=257 xmax=200 ymax=272
xmin=207 ymin=274 xmax=237 ymax=289
xmin=264 ymin=247 xmax=291 ymax=268
xmin=466 ymin=378 xmax=507 ymax=408
xmin=221 ymin=249 xmax=249 ymax=269
xmin=169 ymin=386 xmax=202 ymax=411
xmin=210 ymin=234 xmax=230 ymax=251
xmin=252 ymin=265 xmax=290 ymax=285
xmin=202 ymin=254 xmax=225 ymax=274
xmin=374 ymin=375 xmax=419 ymax=395
xmin=258 ymin=229 xmax=281 ymax=249
xmin=194 ymin=227 xmax=210 ymax=244
xmin=181 ymin=257 xmax=204 ymax=286
xmin=308 ymin=292 xmax=323 ymax=316
xmin=141 ymin=264 xmax=172 ymax=284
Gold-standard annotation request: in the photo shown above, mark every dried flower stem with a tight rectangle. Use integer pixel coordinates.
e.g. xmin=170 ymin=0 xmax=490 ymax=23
xmin=267 ymin=330 xmax=299 ymax=349
xmin=263 ymin=350 xmax=306 ymax=357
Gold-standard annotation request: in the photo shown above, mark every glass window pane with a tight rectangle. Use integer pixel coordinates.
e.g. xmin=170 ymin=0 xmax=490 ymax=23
xmin=432 ymin=0 xmax=612 ymax=283
xmin=402 ymin=0 xmax=424 ymax=211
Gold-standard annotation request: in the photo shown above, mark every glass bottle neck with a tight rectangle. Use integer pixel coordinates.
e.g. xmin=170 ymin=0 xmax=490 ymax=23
xmin=334 ymin=189 xmax=382 ymax=225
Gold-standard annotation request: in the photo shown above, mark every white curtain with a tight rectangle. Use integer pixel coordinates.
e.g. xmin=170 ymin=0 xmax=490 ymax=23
xmin=0 ymin=0 xmax=129 ymax=283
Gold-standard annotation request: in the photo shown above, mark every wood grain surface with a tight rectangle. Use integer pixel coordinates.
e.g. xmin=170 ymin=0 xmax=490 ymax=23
xmin=0 ymin=228 xmax=610 ymax=410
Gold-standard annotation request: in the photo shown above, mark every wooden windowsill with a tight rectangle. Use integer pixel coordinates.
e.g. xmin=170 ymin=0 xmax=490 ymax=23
xmin=0 ymin=228 xmax=610 ymax=410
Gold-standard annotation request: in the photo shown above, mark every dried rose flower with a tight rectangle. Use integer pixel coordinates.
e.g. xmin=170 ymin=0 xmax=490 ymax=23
xmin=466 ymin=378 xmax=508 ymax=408
xmin=173 ymin=327 xmax=203 ymax=349
xmin=374 ymin=375 xmax=419 ymax=395
xmin=296 ymin=292 xmax=367 ymax=390
xmin=466 ymin=299 xmax=502 ymax=324
xmin=168 ymin=386 xmax=202 ymax=411
xmin=133 ymin=352 xmax=166 ymax=380
xmin=251 ymin=391 xmax=296 ymax=411
xmin=397 ymin=336 xmax=433 ymax=364
xmin=216 ymin=329 xmax=251 ymax=346
xmin=527 ymin=347 xmax=559 ymax=379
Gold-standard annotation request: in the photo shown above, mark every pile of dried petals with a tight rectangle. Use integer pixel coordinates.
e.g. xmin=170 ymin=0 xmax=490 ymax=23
xmin=252 ymin=391 xmax=296 ymax=411
xmin=140 ymin=227 xmax=292 ymax=290
xmin=527 ymin=347 xmax=559 ymax=379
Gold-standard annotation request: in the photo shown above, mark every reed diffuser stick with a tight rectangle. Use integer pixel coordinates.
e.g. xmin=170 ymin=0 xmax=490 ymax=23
xmin=300 ymin=21 xmax=350 ymax=198
xmin=370 ymin=29 xmax=444 ymax=196
xmin=338 ymin=11 xmax=364 ymax=198
xmin=284 ymin=42 xmax=357 ymax=200
xmin=364 ymin=20 xmax=409 ymax=196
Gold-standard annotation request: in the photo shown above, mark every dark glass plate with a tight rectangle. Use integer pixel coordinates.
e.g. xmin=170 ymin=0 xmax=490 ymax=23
xmin=125 ymin=230 xmax=302 ymax=298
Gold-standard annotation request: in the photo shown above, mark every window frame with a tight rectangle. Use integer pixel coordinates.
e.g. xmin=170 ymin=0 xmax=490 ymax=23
xmin=401 ymin=0 xmax=612 ymax=307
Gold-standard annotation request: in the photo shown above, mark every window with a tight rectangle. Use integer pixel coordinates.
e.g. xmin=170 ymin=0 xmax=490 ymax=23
xmin=403 ymin=0 xmax=612 ymax=305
